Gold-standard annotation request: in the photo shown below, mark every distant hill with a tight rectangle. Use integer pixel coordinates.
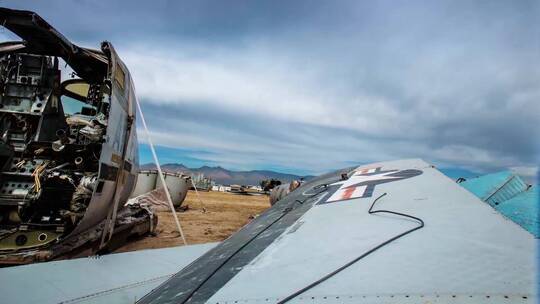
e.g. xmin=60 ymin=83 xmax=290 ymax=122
xmin=140 ymin=163 xmax=311 ymax=186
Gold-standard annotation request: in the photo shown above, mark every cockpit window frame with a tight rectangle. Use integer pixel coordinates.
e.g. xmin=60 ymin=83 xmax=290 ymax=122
xmin=114 ymin=63 xmax=126 ymax=92
xmin=61 ymin=78 xmax=90 ymax=102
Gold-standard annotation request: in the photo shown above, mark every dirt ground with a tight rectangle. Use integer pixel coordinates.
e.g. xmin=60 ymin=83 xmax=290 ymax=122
xmin=114 ymin=190 xmax=270 ymax=253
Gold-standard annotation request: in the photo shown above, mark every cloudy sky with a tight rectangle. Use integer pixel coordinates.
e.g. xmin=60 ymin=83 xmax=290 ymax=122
xmin=2 ymin=1 xmax=538 ymax=178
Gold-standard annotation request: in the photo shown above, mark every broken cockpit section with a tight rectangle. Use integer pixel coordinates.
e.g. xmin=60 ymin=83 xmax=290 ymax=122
xmin=0 ymin=8 xmax=153 ymax=263
xmin=0 ymin=50 xmax=109 ymax=251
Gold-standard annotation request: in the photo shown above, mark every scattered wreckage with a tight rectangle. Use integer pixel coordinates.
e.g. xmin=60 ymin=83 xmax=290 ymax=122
xmin=0 ymin=8 xmax=156 ymax=264
xmin=269 ymin=180 xmax=302 ymax=205
xmin=1 ymin=159 xmax=536 ymax=303
xmin=130 ymin=170 xmax=190 ymax=207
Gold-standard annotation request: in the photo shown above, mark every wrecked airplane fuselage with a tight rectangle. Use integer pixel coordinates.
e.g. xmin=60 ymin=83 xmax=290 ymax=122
xmin=0 ymin=8 xmax=153 ymax=264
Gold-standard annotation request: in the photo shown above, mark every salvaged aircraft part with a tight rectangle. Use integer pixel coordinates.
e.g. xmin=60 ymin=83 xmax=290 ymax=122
xmin=191 ymin=173 xmax=212 ymax=191
xmin=459 ymin=171 xmax=538 ymax=237
xmin=269 ymin=180 xmax=302 ymax=205
xmin=130 ymin=170 xmax=158 ymax=198
xmin=228 ymin=184 xmax=265 ymax=196
xmin=0 ymin=8 xmax=143 ymax=263
xmin=155 ymin=172 xmax=190 ymax=207
xmin=0 ymin=50 xmax=105 ymax=252
xmin=178 ymin=175 xmax=191 ymax=204
xmin=126 ymin=187 xmax=171 ymax=212
xmin=130 ymin=171 xmax=190 ymax=207
xmin=0 ymin=205 xmax=156 ymax=265
xmin=260 ymin=178 xmax=282 ymax=192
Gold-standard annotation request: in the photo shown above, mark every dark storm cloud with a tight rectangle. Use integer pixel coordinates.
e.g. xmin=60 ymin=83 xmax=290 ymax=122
xmin=1 ymin=0 xmax=357 ymax=44
xmin=1 ymin=0 xmax=537 ymax=175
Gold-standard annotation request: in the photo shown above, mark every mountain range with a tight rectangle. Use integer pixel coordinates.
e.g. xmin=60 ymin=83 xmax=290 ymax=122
xmin=139 ymin=163 xmax=311 ymax=186
xmin=139 ymin=163 xmax=491 ymax=186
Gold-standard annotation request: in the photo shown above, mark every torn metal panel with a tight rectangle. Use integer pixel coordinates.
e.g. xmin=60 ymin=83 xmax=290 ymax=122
xmin=0 ymin=8 xmax=108 ymax=81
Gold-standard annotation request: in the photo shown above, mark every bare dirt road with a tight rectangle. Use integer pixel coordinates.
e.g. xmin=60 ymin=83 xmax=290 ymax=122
xmin=114 ymin=191 xmax=270 ymax=252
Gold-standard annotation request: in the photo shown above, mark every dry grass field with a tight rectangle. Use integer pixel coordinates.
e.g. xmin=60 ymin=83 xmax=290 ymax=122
xmin=114 ymin=190 xmax=271 ymax=252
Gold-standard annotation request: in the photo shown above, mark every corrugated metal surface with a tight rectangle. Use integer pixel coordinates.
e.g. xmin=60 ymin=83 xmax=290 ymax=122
xmin=460 ymin=171 xmax=537 ymax=237
xmin=460 ymin=171 xmax=528 ymax=206
xmin=484 ymin=175 xmax=528 ymax=206
xmin=459 ymin=171 xmax=514 ymax=200
xmin=460 ymin=171 xmax=528 ymax=207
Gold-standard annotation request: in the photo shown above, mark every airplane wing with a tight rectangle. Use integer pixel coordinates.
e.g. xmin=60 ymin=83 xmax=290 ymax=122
xmin=0 ymin=243 xmax=217 ymax=304
xmin=136 ymin=159 xmax=536 ymax=304
xmin=0 ymin=159 xmax=535 ymax=304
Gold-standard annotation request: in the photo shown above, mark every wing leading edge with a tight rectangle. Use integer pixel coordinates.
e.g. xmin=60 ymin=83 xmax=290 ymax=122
xmin=138 ymin=159 xmax=537 ymax=304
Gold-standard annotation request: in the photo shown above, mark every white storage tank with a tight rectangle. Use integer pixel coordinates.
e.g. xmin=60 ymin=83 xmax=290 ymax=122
xmin=130 ymin=170 xmax=158 ymax=198
xmin=155 ymin=172 xmax=190 ymax=207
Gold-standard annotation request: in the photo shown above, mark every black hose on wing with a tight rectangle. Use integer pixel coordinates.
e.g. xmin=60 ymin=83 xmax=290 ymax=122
xmin=277 ymin=192 xmax=425 ymax=304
